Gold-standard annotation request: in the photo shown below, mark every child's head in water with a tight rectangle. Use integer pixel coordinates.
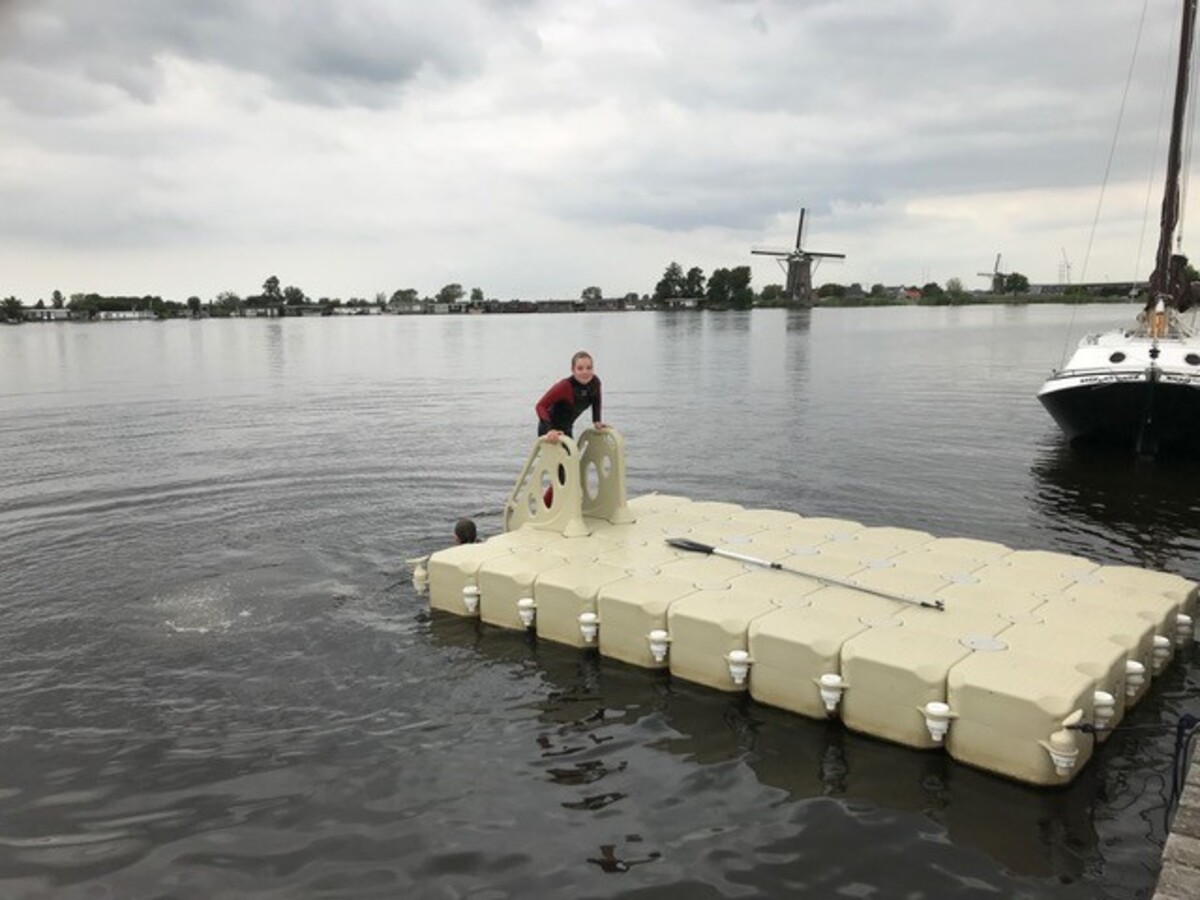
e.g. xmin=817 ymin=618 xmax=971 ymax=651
xmin=454 ymin=518 xmax=477 ymax=544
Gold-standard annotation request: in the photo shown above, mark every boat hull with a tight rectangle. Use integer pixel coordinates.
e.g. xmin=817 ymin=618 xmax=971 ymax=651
xmin=1038 ymin=329 xmax=1200 ymax=453
xmin=1038 ymin=371 xmax=1200 ymax=452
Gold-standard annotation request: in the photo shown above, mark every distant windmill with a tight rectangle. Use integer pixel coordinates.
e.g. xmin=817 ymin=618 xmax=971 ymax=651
xmin=752 ymin=207 xmax=846 ymax=307
xmin=977 ymin=253 xmax=1010 ymax=294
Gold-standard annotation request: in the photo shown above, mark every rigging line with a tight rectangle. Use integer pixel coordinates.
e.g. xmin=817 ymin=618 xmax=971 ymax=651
xmin=1137 ymin=12 xmax=1178 ymax=283
xmin=1063 ymin=0 xmax=1151 ymax=370
xmin=1081 ymin=0 xmax=1151 ymax=286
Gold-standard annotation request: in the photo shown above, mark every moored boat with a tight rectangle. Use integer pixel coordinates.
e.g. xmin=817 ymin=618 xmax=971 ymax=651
xmin=1038 ymin=0 xmax=1200 ymax=455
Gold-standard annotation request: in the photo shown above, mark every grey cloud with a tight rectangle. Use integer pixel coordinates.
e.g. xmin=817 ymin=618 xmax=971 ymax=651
xmin=0 ymin=0 xmax=501 ymax=113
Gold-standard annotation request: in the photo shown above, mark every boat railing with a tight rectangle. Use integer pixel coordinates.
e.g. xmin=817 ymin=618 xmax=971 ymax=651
xmin=503 ymin=427 xmax=634 ymax=536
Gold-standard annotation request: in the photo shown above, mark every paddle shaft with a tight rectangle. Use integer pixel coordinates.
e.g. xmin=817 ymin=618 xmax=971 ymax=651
xmin=667 ymin=538 xmax=944 ymax=611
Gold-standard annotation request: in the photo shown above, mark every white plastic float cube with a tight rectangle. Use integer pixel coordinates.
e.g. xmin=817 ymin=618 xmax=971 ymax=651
xmin=887 ymin=537 xmax=1012 ymax=577
xmin=814 ymin=526 xmax=936 ymax=568
xmin=846 ymin=565 xmax=950 ymax=615
xmin=969 ymin=549 xmax=1099 ymax=596
xmin=728 ymin=568 xmax=825 ymax=608
xmin=931 ymin=578 xmax=1047 ymax=617
xmin=656 ymin=553 xmax=749 ymax=588
xmin=680 ymin=500 xmax=747 ymax=518
xmin=593 ymin=541 xmax=681 ymax=575
xmin=1061 ymin=579 xmax=1180 ymax=671
xmin=625 ymin=493 xmax=694 ymax=516
xmin=685 ymin=519 xmax=766 ymax=548
xmin=839 ymin=622 xmax=971 ymax=749
xmin=530 ymin=561 xmax=628 ymax=648
xmin=1090 ymin=564 xmax=1198 ymax=618
xmin=728 ymin=508 xmax=806 ymax=529
xmin=427 ymin=541 xmax=515 ymax=616
xmin=1034 ymin=599 xmax=1157 ymax=706
xmin=944 ymin=650 xmax=1095 ymax=786
xmin=747 ymin=604 xmax=871 ymax=718
xmin=666 ymin=587 xmax=777 ymax=691
xmin=782 ymin=517 xmax=864 ymax=545
xmin=999 ymin=622 xmax=1131 ymax=740
xmin=594 ymin=573 xmax=697 ymax=668
xmin=476 ymin=548 xmax=576 ymax=631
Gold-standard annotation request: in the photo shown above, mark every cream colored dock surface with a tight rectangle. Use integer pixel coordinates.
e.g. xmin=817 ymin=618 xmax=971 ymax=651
xmin=420 ymin=429 xmax=1199 ymax=788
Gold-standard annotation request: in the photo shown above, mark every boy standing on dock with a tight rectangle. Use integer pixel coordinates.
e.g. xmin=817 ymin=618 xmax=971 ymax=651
xmin=535 ymin=350 xmax=607 ymax=442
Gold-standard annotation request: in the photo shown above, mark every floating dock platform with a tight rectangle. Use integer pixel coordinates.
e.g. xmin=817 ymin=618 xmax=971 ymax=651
xmin=419 ymin=429 xmax=1198 ymax=787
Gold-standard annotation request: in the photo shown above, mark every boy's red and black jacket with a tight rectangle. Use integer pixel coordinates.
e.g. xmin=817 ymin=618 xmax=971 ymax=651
xmin=536 ymin=376 xmax=602 ymax=437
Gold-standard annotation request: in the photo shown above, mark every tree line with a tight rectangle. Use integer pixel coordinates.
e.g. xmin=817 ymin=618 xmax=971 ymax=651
xmin=4 ymin=264 xmax=1093 ymax=324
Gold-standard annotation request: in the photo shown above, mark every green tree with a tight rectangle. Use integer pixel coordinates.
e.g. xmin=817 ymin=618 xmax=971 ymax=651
xmin=945 ymin=277 xmax=965 ymax=298
xmin=706 ymin=266 xmax=753 ymax=309
xmin=437 ymin=283 xmax=464 ymax=305
xmin=653 ymin=262 xmax=685 ymax=302
xmin=391 ymin=288 xmax=419 ymax=305
xmin=817 ymin=282 xmax=846 ymax=298
xmin=1004 ymin=272 xmax=1030 ymax=293
xmin=1 ymin=296 xmax=23 ymax=321
xmin=921 ymin=282 xmax=944 ymax=298
xmin=870 ymin=283 xmax=886 ymax=297
xmin=581 ymin=286 xmax=603 ymax=302
xmin=187 ymin=296 xmax=202 ymax=316
xmin=283 ymin=285 xmax=307 ymax=306
xmin=470 ymin=287 xmax=484 ymax=303
xmin=759 ymin=283 xmax=786 ymax=305
xmin=684 ymin=266 xmax=706 ymax=298
xmin=263 ymin=275 xmax=281 ymax=299
xmin=51 ymin=289 xmax=64 ymax=309
xmin=213 ymin=291 xmax=243 ymax=317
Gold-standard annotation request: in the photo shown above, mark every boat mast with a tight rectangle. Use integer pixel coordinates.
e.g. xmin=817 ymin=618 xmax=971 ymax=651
xmin=1149 ymin=0 xmax=1199 ymax=305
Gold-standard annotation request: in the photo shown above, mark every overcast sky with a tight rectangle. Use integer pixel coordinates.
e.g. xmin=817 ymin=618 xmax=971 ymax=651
xmin=1 ymin=0 xmax=1195 ymax=302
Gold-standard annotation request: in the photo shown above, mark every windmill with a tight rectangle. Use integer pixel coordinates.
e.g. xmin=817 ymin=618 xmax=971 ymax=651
xmin=752 ymin=207 xmax=846 ymax=307
xmin=977 ymin=253 xmax=1010 ymax=294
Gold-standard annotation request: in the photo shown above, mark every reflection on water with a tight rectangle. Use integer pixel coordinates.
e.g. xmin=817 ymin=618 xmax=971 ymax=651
xmin=426 ymin=613 xmax=1103 ymax=887
xmin=1030 ymin=442 xmax=1200 ymax=573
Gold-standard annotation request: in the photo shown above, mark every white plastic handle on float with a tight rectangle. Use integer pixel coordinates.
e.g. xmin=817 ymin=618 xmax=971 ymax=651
xmin=1125 ymin=660 xmax=1146 ymax=698
xmin=816 ymin=673 xmax=847 ymax=714
xmin=1176 ymin=613 xmax=1194 ymax=646
xmin=1039 ymin=710 xmax=1083 ymax=777
xmin=579 ymin=612 xmax=600 ymax=644
xmin=408 ymin=556 xmax=429 ymax=592
xmin=462 ymin=585 xmax=480 ymax=615
xmin=726 ymin=650 xmax=752 ymax=686
xmin=647 ymin=629 xmax=671 ymax=663
xmin=1152 ymin=635 xmax=1172 ymax=674
xmin=517 ymin=597 xmax=537 ymax=629
xmin=1092 ymin=691 xmax=1116 ymax=731
xmin=920 ymin=701 xmax=957 ymax=743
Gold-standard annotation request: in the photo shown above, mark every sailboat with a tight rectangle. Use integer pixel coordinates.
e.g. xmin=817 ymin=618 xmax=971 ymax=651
xmin=1037 ymin=0 xmax=1200 ymax=455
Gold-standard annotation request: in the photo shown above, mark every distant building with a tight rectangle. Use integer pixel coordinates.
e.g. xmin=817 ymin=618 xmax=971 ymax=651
xmin=535 ymin=299 xmax=579 ymax=313
xmin=22 ymin=308 xmax=70 ymax=321
xmin=96 ymin=310 xmax=155 ymax=320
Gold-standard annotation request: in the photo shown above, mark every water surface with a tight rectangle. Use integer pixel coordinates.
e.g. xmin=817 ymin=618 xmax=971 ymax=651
xmin=1 ymin=306 xmax=1197 ymax=899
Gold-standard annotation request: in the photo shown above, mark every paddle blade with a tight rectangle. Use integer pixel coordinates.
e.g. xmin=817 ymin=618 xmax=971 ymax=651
xmin=664 ymin=537 xmax=716 ymax=554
